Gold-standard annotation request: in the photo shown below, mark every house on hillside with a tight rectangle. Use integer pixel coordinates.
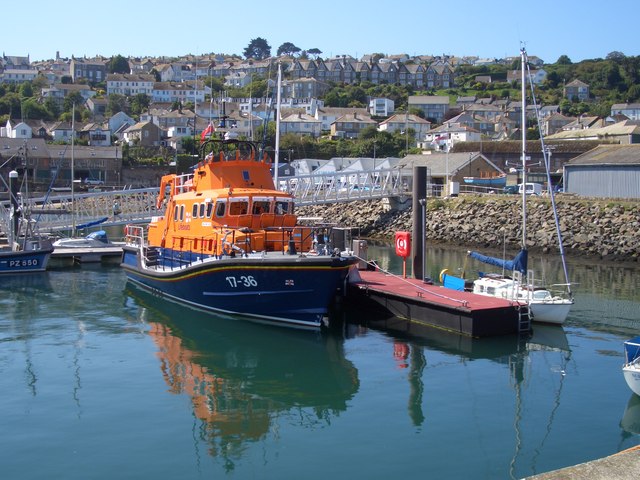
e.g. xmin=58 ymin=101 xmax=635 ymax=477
xmin=330 ymin=112 xmax=377 ymax=139
xmin=2 ymin=120 xmax=32 ymax=139
xmin=564 ymin=144 xmax=640 ymax=198
xmin=611 ymin=103 xmax=640 ymax=121
xmin=408 ymin=96 xmax=450 ymax=124
xmin=564 ymin=79 xmax=589 ymax=101
xmin=123 ymin=121 xmax=164 ymax=147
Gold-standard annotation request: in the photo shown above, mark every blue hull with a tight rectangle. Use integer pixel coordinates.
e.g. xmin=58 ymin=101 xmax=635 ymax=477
xmin=121 ymin=246 xmax=357 ymax=328
xmin=0 ymin=248 xmax=52 ymax=274
xmin=463 ymin=176 xmax=507 ymax=187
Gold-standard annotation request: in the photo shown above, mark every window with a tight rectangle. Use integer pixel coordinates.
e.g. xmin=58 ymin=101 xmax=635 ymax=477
xmin=192 ymin=203 xmax=199 ymax=218
xmin=229 ymin=200 xmax=248 ymax=215
xmin=199 ymin=203 xmax=205 ymax=218
xmin=215 ymin=200 xmax=226 ymax=217
xmin=206 ymin=202 xmax=213 ymax=218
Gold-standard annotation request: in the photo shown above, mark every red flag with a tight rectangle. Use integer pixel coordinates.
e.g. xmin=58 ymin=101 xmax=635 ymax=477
xmin=200 ymin=123 xmax=214 ymax=142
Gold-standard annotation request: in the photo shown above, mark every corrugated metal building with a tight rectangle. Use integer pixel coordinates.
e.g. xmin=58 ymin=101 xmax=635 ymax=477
xmin=564 ymin=145 xmax=640 ymax=198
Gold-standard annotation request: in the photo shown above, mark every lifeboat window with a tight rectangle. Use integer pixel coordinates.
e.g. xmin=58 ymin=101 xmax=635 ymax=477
xmin=173 ymin=205 xmax=179 ymax=221
xmin=199 ymin=203 xmax=206 ymax=218
xmin=215 ymin=200 xmax=226 ymax=217
xmin=252 ymin=200 xmax=271 ymax=214
xmin=192 ymin=203 xmax=199 ymax=218
xmin=229 ymin=200 xmax=248 ymax=216
xmin=180 ymin=204 xmax=185 ymax=220
xmin=275 ymin=199 xmax=292 ymax=215
xmin=206 ymin=202 xmax=214 ymax=218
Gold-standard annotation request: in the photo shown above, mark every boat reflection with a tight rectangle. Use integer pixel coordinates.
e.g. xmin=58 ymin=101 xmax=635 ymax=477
xmin=124 ymin=285 xmax=359 ymax=461
xmin=620 ymin=394 xmax=640 ymax=435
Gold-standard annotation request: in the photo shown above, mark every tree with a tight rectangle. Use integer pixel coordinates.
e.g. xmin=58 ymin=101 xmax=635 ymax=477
xmin=106 ymin=93 xmax=128 ymax=116
xmin=606 ymin=51 xmax=626 ymax=63
xmin=243 ymin=37 xmax=271 ymax=60
xmin=21 ymin=98 xmax=50 ymax=120
xmin=557 ymin=55 xmax=572 ymax=65
xmin=277 ymin=42 xmax=301 ymax=57
xmin=130 ymin=93 xmax=150 ymax=116
xmin=63 ymin=91 xmax=85 ymax=113
xmin=19 ymin=82 xmax=34 ymax=98
xmin=44 ymin=97 xmax=61 ymax=119
xmin=108 ymin=54 xmax=130 ymax=74
xmin=307 ymin=48 xmax=322 ymax=58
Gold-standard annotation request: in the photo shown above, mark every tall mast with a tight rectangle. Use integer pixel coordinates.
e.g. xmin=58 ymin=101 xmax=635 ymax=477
xmin=274 ymin=62 xmax=282 ymax=187
xmin=520 ymin=48 xmax=527 ymax=250
xmin=71 ymin=103 xmax=76 ymax=232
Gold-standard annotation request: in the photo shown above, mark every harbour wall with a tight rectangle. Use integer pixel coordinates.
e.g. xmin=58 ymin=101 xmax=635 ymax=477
xmin=296 ymin=196 xmax=640 ymax=261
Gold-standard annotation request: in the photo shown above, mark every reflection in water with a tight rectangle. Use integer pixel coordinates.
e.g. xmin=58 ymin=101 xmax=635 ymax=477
xmin=620 ymin=394 xmax=640 ymax=436
xmin=124 ymin=285 xmax=359 ymax=469
xmin=349 ymin=307 xmax=572 ymax=479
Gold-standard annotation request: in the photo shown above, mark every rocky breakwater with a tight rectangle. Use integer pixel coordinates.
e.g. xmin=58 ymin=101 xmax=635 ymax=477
xmin=296 ymin=196 xmax=640 ymax=261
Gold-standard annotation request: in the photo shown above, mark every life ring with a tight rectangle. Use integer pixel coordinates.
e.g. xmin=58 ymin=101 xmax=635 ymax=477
xmin=439 ymin=268 xmax=449 ymax=283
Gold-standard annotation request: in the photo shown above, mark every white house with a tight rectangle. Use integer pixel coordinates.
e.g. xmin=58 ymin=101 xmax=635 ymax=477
xmin=2 ymin=120 xmax=32 ymax=139
xmin=369 ymin=98 xmax=395 ymax=117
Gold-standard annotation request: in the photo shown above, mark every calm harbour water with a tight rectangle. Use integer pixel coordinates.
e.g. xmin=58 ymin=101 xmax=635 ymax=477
xmin=1 ymin=245 xmax=639 ymax=479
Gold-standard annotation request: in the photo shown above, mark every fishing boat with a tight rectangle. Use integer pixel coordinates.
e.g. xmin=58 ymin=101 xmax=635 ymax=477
xmin=441 ymin=48 xmax=574 ymax=325
xmin=462 ymin=173 xmax=507 ymax=187
xmin=0 ymin=170 xmax=54 ymax=273
xmin=623 ymin=336 xmax=640 ymax=396
xmin=121 ymin=135 xmax=359 ymax=328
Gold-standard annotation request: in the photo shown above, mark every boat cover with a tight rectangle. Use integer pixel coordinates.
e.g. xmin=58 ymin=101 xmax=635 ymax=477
xmin=469 ymin=248 xmax=528 ymax=275
xmin=624 ymin=336 xmax=640 ymax=364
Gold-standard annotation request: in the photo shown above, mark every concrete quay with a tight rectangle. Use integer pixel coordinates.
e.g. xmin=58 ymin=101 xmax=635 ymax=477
xmin=525 ymin=446 xmax=640 ymax=479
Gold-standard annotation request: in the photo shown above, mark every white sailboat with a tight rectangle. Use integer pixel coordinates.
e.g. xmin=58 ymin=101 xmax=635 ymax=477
xmin=443 ymin=47 xmax=574 ymax=325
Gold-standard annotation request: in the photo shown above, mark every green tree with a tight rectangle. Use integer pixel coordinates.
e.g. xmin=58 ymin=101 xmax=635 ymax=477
xmin=19 ymin=82 xmax=34 ymax=98
xmin=243 ymin=37 xmax=271 ymax=60
xmin=44 ymin=97 xmax=61 ymax=119
xmin=0 ymin=93 xmax=22 ymax=117
xmin=21 ymin=97 xmax=50 ymax=120
xmin=277 ymin=42 xmax=301 ymax=57
xmin=307 ymin=48 xmax=322 ymax=58
xmin=557 ymin=55 xmax=572 ymax=65
xmin=63 ymin=91 xmax=85 ymax=113
xmin=106 ymin=93 xmax=128 ymax=116
xmin=108 ymin=54 xmax=130 ymax=74
xmin=130 ymin=93 xmax=150 ymax=116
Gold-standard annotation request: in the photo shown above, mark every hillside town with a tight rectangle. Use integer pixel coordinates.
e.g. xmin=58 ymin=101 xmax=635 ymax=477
xmin=1 ymin=50 xmax=640 ymax=199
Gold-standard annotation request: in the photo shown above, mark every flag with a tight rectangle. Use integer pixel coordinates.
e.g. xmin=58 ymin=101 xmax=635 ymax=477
xmin=200 ymin=123 xmax=214 ymax=142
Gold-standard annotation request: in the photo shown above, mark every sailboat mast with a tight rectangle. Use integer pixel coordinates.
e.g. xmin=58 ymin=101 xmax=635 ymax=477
xmin=71 ymin=103 xmax=76 ymax=232
xmin=274 ymin=63 xmax=282 ymax=187
xmin=520 ymin=48 xmax=527 ymax=250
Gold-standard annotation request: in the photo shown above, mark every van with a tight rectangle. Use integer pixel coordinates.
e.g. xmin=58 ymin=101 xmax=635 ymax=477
xmin=518 ymin=182 xmax=542 ymax=195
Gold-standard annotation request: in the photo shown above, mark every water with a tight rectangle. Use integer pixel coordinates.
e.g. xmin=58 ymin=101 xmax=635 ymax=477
xmin=1 ymin=246 xmax=639 ymax=479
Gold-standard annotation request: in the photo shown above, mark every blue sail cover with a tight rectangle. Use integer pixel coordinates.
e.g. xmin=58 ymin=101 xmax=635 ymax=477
xmin=469 ymin=249 xmax=528 ymax=275
xmin=624 ymin=336 xmax=640 ymax=364
xmin=75 ymin=217 xmax=109 ymax=230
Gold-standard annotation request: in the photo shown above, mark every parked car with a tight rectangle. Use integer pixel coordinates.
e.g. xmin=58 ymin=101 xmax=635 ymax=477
xmin=84 ymin=178 xmax=104 ymax=186
xmin=503 ymin=183 xmax=542 ymax=195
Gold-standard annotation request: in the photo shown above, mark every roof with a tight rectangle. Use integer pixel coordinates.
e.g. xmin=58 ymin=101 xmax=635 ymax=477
xmin=566 ymin=144 xmax=640 ymax=166
xmin=547 ymin=119 xmax=640 ymax=140
xmin=398 ymin=152 xmax=501 ymax=176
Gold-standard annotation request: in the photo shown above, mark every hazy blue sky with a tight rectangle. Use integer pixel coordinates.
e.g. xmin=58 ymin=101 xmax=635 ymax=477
xmin=4 ymin=0 xmax=638 ymax=64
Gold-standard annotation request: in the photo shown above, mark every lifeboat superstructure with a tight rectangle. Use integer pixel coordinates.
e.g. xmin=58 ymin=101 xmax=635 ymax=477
xmin=121 ymin=137 xmax=358 ymax=328
xmin=147 ymin=138 xmax=314 ymax=257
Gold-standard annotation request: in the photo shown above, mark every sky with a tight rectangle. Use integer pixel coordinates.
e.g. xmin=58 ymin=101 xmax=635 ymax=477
xmin=4 ymin=0 xmax=639 ymax=65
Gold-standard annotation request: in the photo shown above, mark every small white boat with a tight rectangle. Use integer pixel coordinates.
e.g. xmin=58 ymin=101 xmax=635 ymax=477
xmin=623 ymin=336 xmax=640 ymax=396
xmin=52 ymin=230 xmax=116 ymax=249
